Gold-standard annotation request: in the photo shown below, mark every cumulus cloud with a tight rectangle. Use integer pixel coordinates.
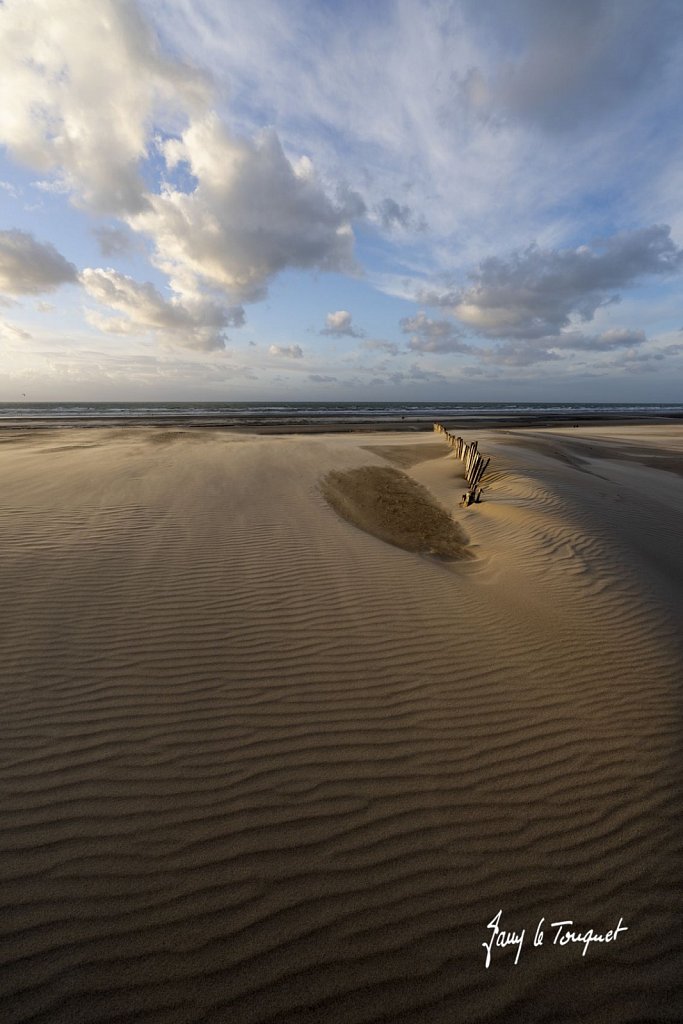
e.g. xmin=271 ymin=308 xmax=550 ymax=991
xmin=156 ymin=0 xmax=683 ymax=271
xmin=400 ymin=313 xmax=473 ymax=354
xmin=3 ymin=0 xmax=679 ymax=396
xmin=81 ymin=267 xmax=244 ymax=351
xmin=552 ymin=327 xmax=647 ymax=351
xmin=0 ymin=0 xmax=207 ymax=214
xmin=94 ymin=225 xmax=140 ymax=258
xmin=429 ymin=225 xmax=683 ymax=340
xmin=474 ymin=327 xmax=649 ymax=367
xmin=129 ymin=116 xmax=358 ymax=303
xmin=268 ymin=344 xmax=303 ymax=359
xmin=321 ymin=310 xmax=364 ymax=337
xmin=361 ymin=339 xmax=399 ymax=356
xmin=0 ymin=1 xmax=361 ymax=311
xmin=474 ymin=326 xmax=650 ymax=367
xmin=0 ymin=229 xmax=78 ymax=295
xmin=616 ymin=350 xmax=666 ymax=374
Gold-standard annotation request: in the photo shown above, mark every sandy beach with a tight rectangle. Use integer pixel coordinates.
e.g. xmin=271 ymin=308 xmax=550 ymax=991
xmin=0 ymin=423 xmax=681 ymax=1023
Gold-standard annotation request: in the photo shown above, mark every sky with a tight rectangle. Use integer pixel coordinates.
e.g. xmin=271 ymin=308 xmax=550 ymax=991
xmin=0 ymin=0 xmax=682 ymax=402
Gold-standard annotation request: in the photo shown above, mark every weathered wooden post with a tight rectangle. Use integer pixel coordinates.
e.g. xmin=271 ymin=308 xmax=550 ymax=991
xmin=433 ymin=423 xmax=491 ymax=505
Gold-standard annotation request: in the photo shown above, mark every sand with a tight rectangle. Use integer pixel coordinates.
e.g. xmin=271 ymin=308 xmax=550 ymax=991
xmin=0 ymin=424 xmax=681 ymax=1023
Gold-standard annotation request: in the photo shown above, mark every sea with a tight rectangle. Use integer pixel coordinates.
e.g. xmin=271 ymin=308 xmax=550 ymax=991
xmin=0 ymin=401 xmax=682 ymax=427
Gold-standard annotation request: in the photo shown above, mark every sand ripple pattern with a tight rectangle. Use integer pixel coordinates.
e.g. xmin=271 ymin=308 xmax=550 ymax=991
xmin=0 ymin=429 xmax=681 ymax=1023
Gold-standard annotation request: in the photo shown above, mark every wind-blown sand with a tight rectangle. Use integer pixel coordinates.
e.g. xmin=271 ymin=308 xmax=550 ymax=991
xmin=0 ymin=424 xmax=681 ymax=1023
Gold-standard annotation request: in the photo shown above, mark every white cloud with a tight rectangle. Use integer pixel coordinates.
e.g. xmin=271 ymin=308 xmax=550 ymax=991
xmin=149 ymin=0 xmax=683 ymax=270
xmin=0 ymin=342 xmax=263 ymax=398
xmin=268 ymin=344 xmax=303 ymax=359
xmin=0 ymin=1 xmax=363 ymax=330
xmin=32 ymin=179 xmax=72 ymax=196
xmin=321 ymin=310 xmax=364 ymax=337
xmin=94 ymin=225 xmax=140 ymax=258
xmin=128 ymin=115 xmax=358 ymax=303
xmin=1 ymin=0 xmax=681 ymax=399
xmin=429 ymin=226 xmax=683 ymax=340
xmin=0 ymin=319 xmax=31 ymax=343
xmin=469 ymin=326 xmax=650 ymax=368
xmin=0 ymin=0 xmax=207 ymax=214
xmin=81 ymin=267 xmax=244 ymax=351
xmin=400 ymin=313 xmax=473 ymax=354
xmin=552 ymin=327 xmax=647 ymax=352
xmin=0 ymin=229 xmax=78 ymax=295
xmin=0 ymin=180 xmax=20 ymax=198
xmin=361 ymin=339 xmax=399 ymax=356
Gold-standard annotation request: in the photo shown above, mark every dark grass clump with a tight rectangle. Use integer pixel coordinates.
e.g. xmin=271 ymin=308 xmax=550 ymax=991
xmin=321 ymin=465 xmax=471 ymax=559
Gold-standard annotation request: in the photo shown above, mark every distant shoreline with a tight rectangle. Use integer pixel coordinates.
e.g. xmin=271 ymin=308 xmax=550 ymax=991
xmin=1 ymin=411 xmax=683 ymax=433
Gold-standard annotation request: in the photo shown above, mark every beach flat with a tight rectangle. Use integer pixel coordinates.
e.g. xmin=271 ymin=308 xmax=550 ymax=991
xmin=0 ymin=425 xmax=681 ymax=1023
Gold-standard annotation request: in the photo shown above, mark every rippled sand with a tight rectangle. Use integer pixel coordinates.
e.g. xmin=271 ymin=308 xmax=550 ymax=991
xmin=0 ymin=425 xmax=681 ymax=1023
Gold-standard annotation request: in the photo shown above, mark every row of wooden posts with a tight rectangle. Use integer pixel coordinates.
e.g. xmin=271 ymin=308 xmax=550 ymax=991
xmin=433 ymin=423 xmax=490 ymax=506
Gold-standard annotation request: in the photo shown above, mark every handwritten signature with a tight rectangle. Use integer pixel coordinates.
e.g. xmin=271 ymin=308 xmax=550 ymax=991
xmin=482 ymin=909 xmax=628 ymax=968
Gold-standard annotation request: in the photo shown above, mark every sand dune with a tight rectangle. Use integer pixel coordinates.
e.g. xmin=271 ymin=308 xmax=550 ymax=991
xmin=0 ymin=425 xmax=681 ymax=1023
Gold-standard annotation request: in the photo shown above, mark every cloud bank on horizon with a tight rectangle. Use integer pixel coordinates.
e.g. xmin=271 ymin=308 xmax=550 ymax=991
xmin=0 ymin=0 xmax=682 ymax=400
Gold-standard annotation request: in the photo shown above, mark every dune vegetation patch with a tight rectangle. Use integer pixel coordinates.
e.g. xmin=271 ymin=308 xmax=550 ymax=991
xmin=321 ymin=465 xmax=471 ymax=559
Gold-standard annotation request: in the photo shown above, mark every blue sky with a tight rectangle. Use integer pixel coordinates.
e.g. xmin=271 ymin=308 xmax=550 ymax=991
xmin=0 ymin=0 xmax=682 ymax=400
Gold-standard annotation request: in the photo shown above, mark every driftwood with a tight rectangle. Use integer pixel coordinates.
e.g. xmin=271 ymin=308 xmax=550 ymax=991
xmin=433 ymin=423 xmax=490 ymax=505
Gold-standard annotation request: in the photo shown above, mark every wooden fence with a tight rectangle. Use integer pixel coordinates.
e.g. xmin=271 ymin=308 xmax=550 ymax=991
xmin=433 ymin=423 xmax=490 ymax=506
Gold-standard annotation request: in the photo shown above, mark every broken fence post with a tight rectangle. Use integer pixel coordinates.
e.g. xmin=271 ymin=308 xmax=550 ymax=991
xmin=434 ymin=422 xmax=491 ymax=502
